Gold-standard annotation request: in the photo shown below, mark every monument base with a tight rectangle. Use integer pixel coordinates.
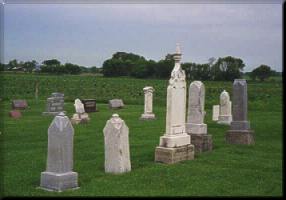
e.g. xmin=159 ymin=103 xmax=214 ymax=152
xmin=40 ymin=171 xmax=79 ymax=192
xmin=186 ymin=123 xmax=207 ymax=134
xmin=218 ymin=115 xmax=232 ymax=125
xmin=159 ymin=134 xmax=191 ymax=148
xmin=190 ymin=133 xmax=213 ymax=154
xmin=71 ymin=113 xmax=90 ymax=125
xmin=155 ymin=144 xmax=194 ymax=164
xmin=225 ymin=130 xmax=255 ymax=145
xmin=140 ymin=113 xmax=156 ymax=120
xmin=42 ymin=111 xmax=66 ymax=116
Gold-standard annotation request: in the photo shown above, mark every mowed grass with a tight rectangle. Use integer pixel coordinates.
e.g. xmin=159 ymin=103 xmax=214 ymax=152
xmin=1 ymin=98 xmax=282 ymax=197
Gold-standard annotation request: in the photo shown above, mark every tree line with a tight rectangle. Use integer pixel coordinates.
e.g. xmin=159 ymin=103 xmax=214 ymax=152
xmin=0 ymin=52 xmax=279 ymax=81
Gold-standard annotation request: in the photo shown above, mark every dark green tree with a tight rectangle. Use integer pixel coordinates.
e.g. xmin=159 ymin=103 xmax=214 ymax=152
xmin=251 ymin=64 xmax=273 ymax=81
xmin=64 ymin=63 xmax=81 ymax=74
xmin=42 ymin=59 xmax=61 ymax=66
xmin=211 ymin=56 xmax=245 ymax=81
xmin=23 ymin=60 xmax=37 ymax=73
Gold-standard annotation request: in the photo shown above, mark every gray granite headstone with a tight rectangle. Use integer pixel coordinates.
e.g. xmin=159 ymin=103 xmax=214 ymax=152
xmin=108 ymin=99 xmax=124 ymax=109
xmin=226 ymin=79 xmax=254 ymax=145
xmin=230 ymin=79 xmax=249 ymax=130
xmin=40 ymin=112 xmax=79 ymax=192
xmin=42 ymin=93 xmax=65 ymax=115
xmin=103 ymin=114 xmax=131 ymax=174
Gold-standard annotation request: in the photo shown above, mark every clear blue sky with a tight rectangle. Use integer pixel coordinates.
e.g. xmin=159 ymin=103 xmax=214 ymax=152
xmin=2 ymin=1 xmax=283 ymax=72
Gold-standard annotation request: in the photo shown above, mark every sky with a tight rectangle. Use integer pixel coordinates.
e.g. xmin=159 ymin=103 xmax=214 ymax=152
xmin=2 ymin=0 xmax=283 ymax=72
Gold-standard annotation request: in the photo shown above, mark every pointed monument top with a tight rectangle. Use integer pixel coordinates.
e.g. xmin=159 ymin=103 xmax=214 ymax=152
xmin=176 ymin=43 xmax=181 ymax=54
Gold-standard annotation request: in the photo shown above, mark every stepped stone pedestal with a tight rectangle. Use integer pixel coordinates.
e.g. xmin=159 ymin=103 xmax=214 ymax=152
xmin=154 ymin=44 xmax=194 ymax=164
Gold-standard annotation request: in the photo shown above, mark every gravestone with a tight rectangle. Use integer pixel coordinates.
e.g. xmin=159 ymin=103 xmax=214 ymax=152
xmin=218 ymin=90 xmax=232 ymax=125
xmin=155 ymin=44 xmax=194 ymax=164
xmin=12 ymin=100 xmax=28 ymax=110
xmin=42 ymin=93 xmax=65 ymax=116
xmin=225 ymin=79 xmax=254 ymax=145
xmin=212 ymin=105 xmax=220 ymax=121
xmin=40 ymin=112 xmax=79 ymax=192
xmin=103 ymin=114 xmax=131 ymax=174
xmin=108 ymin=99 xmax=124 ymax=109
xmin=140 ymin=86 xmax=155 ymax=120
xmin=186 ymin=81 xmax=212 ymax=154
xmin=81 ymin=99 xmax=98 ymax=112
xmin=9 ymin=110 xmax=22 ymax=119
xmin=71 ymin=99 xmax=90 ymax=125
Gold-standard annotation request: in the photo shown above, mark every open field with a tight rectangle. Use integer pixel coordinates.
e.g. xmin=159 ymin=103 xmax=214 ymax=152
xmin=0 ymin=73 xmax=282 ymax=111
xmin=0 ymin=74 xmax=283 ymax=197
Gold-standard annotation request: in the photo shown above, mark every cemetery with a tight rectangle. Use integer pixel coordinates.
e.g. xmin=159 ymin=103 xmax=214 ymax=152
xmin=0 ymin=44 xmax=282 ymax=197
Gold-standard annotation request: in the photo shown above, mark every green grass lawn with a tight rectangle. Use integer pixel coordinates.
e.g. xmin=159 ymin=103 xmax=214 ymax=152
xmin=1 ymin=98 xmax=282 ymax=197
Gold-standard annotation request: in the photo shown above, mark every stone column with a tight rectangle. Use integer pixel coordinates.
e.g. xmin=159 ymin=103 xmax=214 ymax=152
xmin=218 ymin=90 xmax=232 ymax=125
xmin=155 ymin=44 xmax=194 ymax=164
xmin=140 ymin=86 xmax=155 ymax=120
xmin=186 ymin=81 xmax=212 ymax=154
xmin=40 ymin=112 xmax=79 ymax=192
xmin=225 ymin=79 xmax=254 ymax=145
xmin=103 ymin=114 xmax=131 ymax=174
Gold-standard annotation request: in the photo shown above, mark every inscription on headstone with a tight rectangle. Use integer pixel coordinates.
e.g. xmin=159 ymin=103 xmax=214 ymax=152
xmin=42 ymin=93 xmax=65 ymax=116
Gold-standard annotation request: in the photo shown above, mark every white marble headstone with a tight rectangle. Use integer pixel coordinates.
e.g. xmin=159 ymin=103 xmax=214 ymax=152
xmin=40 ymin=112 xmax=78 ymax=192
xmin=186 ymin=81 xmax=207 ymax=134
xmin=218 ymin=90 xmax=232 ymax=125
xmin=103 ymin=114 xmax=131 ymax=174
xmin=158 ymin=43 xmax=190 ymax=148
xmin=74 ymin=98 xmax=85 ymax=114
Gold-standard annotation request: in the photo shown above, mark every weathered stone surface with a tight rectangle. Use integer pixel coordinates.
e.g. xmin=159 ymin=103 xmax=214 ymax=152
xmin=71 ymin=113 xmax=90 ymax=125
xmin=74 ymin=99 xmax=85 ymax=114
xmin=190 ymin=134 xmax=213 ymax=154
xmin=212 ymin=105 xmax=220 ymax=121
xmin=40 ymin=112 xmax=78 ymax=192
xmin=158 ymin=43 xmax=190 ymax=148
xmin=155 ymin=44 xmax=193 ymax=164
xmin=9 ymin=110 xmax=22 ymax=119
xmin=81 ymin=99 xmax=98 ymax=112
xmin=140 ymin=86 xmax=155 ymax=120
xmin=12 ymin=100 xmax=28 ymax=110
xmin=42 ymin=93 xmax=65 ymax=116
xmin=186 ymin=80 xmax=213 ymax=153
xmin=155 ymin=144 xmax=194 ymax=164
xmin=218 ymin=90 xmax=232 ymax=125
xmin=103 ymin=114 xmax=131 ymax=174
xmin=225 ymin=79 xmax=255 ymax=145
xmin=186 ymin=81 xmax=207 ymax=135
xmin=226 ymin=130 xmax=254 ymax=145
xmin=108 ymin=99 xmax=124 ymax=109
